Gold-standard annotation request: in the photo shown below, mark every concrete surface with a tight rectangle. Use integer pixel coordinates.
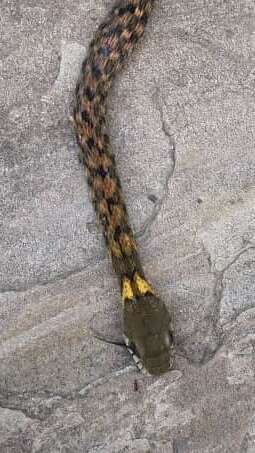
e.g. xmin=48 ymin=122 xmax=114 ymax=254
xmin=1 ymin=0 xmax=255 ymax=451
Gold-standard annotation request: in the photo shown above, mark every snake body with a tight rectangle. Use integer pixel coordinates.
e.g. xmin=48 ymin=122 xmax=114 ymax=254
xmin=73 ymin=0 xmax=174 ymax=375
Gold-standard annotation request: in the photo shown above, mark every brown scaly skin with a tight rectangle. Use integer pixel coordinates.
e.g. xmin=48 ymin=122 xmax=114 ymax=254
xmin=73 ymin=0 xmax=174 ymax=375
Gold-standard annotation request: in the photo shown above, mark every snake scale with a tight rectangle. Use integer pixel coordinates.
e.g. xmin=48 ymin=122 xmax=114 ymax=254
xmin=72 ymin=0 xmax=174 ymax=375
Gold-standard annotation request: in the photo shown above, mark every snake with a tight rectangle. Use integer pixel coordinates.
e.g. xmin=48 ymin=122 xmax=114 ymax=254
xmin=72 ymin=0 xmax=174 ymax=375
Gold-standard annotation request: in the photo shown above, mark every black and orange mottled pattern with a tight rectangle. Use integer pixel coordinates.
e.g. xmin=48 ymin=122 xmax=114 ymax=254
xmin=73 ymin=0 xmax=154 ymax=284
xmin=73 ymin=0 xmax=174 ymax=375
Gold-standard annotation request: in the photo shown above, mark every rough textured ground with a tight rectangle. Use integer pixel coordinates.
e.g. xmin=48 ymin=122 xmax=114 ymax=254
xmin=1 ymin=0 xmax=255 ymax=451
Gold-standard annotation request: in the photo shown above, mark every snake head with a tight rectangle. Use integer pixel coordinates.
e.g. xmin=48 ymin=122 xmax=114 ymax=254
xmin=123 ymin=294 xmax=174 ymax=375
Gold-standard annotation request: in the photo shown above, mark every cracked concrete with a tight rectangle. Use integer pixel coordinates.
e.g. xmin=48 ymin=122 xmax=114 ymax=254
xmin=136 ymin=87 xmax=176 ymax=239
xmin=1 ymin=0 xmax=255 ymax=451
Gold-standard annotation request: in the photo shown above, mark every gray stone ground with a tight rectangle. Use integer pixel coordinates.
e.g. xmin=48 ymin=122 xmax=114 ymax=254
xmin=1 ymin=0 xmax=255 ymax=451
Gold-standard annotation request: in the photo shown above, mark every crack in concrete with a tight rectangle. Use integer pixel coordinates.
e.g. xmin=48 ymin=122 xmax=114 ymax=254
xmin=181 ymin=243 xmax=255 ymax=366
xmin=0 ymin=392 xmax=66 ymax=422
xmin=205 ymin=243 xmax=255 ymax=328
xmin=218 ymin=245 xmax=255 ymax=275
xmin=0 ymin=401 xmax=41 ymax=422
xmin=239 ymin=414 xmax=255 ymax=453
xmin=136 ymin=87 xmax=176 ymax=239
xmin=78 ymin=365 xmax=136 ymax=397
xmin=0 ymin=260 xmax=98 ymax=295
xmin=171 ymin=25 xmax=254 ymax=72
xmin=0 ymin=365 xmax=137 ymax=419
